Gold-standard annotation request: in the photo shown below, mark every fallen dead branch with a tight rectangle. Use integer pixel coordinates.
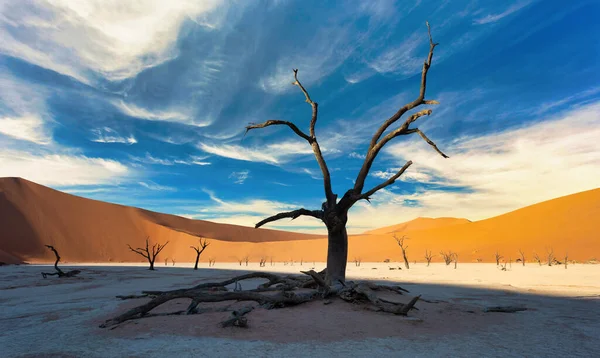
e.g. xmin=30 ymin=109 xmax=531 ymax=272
xmin=101 ymin=269 xmax=417 ymax=329
xmin=41 ymin=245 xmax=81 ymax=278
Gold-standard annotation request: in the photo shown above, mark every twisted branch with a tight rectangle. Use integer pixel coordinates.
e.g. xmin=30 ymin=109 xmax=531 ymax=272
xmin=255 ymin=208 xmax=323 ymax=228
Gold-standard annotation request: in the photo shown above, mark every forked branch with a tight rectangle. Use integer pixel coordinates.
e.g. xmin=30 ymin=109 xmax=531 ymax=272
xmin=255 ymin=208 xmax=324 ymax=228
xmin=354 ymin=22 xmax=446 ymax=194
xmin=246 ymin=69 xmax=335 ymax=208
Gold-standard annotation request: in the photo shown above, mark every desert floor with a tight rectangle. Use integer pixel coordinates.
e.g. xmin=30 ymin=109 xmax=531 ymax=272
xmin=1 ymin=262 xmax=599 ymax=357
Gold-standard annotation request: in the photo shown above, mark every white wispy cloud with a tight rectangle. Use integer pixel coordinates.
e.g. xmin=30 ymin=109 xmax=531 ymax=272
xmin=113 ymin=100 xmax=209 ymax=126
xmin=348 ymin=152 xmax=366 ymax=159
xmin=0 ymin=114 xmax=51 ymax=145
xmin=229 ymin=170 xmax=250 ymax=184
xmin=90 ymin=127 xmax=137 ymax=145
xmin=0 ymin=150 xmax=131 ymax=186
xmin=139 ymin=181 xmax=176 ymax=191
xmin=0 ymin=73 xmax=53 ymax=145
xmin=198 ymin=140 xmax=315 ymax=165
xmin=0 ymin=0 xmax=224 ymax=83
xmin=130 ymin=153 xmax=211 ymax=166
xmin=474 ymin=1 xmax=532 ymax=25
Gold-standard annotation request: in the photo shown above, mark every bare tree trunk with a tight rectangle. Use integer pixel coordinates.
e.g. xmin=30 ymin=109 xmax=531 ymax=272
xmin=194 ymin=253 xmax=200 ymax=270
xmin=149 ymin=260 xmax=155 ymax=271
xmin=326 ymin=225 xmax=348 ymax=286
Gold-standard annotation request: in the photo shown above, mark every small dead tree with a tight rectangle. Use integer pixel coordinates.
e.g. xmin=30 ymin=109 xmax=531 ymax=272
xmin=354 ymin=257 xmax=362 ymax=267
xmin=440 ymin=251 xmax=453 ymax=266
xmin=244 ymin=256 xmax=250 ymax=266
xmin=394 ymin=234 xmax=410 ymax=269
xmin=546 ymin=248 xmax=554 ymax=267
xmin=270 ymin=257 xmax=274 ymax=266
xmin=518 ymin=249 xmax=525 ymax=266
xmin=41 ymin=245 xmax=81 ymax=278
xmin=495 ymin=251 xmax=503 ymax=266
xmin=452 ymin=252 xmax=458 ymax=269
xmin=259 ymin=257 xmax=267 ymax=267
xmin=190 ymin=239 xmax=210 ymax=270
xmin=424 ymin=250 xmax=433 ymax=266
xmin=208 ymin=257 xmax=216 ymax=267
xmin=171 ymin=258 xmax=176 ymax=267
xmin=237 ymin=258 xmax=244 ymax=266
xmin=165 ymin=258 xmax=168 ymax=266
xmin=564 ymin=252 xmax=568 ymax=269
xmin=533 ymin=252 xmax=542 ymax=266
xmin=127 ymin=237 xmax=169 ymax=270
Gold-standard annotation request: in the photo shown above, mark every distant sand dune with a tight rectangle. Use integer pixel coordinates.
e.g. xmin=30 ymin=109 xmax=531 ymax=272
xmin=1 ymin=177 xmax=598 ymax=265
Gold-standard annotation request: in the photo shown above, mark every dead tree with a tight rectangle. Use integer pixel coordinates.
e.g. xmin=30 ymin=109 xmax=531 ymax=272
xmin=245 ymin=22 xmax=447 ymax=286
xmin=171 ymin=258 xmax=176 ymax=266
xmin=546 ymin=248 xmax=554 ymax=267
xmin=533 ymin=252 xmax=542 ymax=266
xmin=41 ymin=245 xmax=81 ymax=278
xmin=127 ymin=237 xmax=169 ymax=270
xmin=518 ymin=249 xmax=525 ymax=266
xmin=244 ymin=256 xmax=250 ymax=266
xmin=259 ymin=257 xmax=267 ymax=267
xmin=237 ymin=258 xmax=244 ymax=266
xmin=208 ymin=257 xmax=216 ymax=267
xmin=452 ymin=252 xmax=458 ymax=269
xmin=354 ymin=257 xmax=362 ymax=267
xmin=103 ymin=22 xmax=442 ymax=328
xmin=394 ymin=235 xmax=410 ymax=269
xmin=564 ymin=252 xmax=568 ymax=269
xmin=495 ymin=251 xmax=503 ymax=266
xmin=191 ymin=239 xmax=210 ymax=270
xmin=440 ymin=251 xmax=453 ymax=266
xmin=164 ymin=258 xmax=168 ymax=266
xmin=424 ymin=250 xmax=433 ymax=266
xmin=270 ymin=257 xmax=274 ymax=266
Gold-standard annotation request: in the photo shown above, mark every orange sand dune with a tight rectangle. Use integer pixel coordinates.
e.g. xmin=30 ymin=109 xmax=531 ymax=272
xmin=1 ymin=177 xmax=598 ymax=265
xmin=363 ymin=217 xmax=471 ymax=235
xmin=0 ymin=177 xmax=323 ymax=264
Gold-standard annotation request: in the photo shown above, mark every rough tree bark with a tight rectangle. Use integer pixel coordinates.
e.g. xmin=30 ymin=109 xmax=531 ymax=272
xmin=247 ymin=22 xmax=447 ymax=286
xmin=394 ymin=235 xmax=410 ymax=269
xmin=127 ymin=237 xmax=169 ymax=270
xmin=41 ymin=245 xmax=81 ymax=278
xmin=191 ymin=238 xmax=210 ymax=270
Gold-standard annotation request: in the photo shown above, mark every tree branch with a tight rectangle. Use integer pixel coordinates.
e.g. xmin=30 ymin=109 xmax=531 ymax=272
xmin=245 ymin=120 xmax=312 ymax=143
xmin=360 ymin=161 xmax=413 ymax=201
xmin=127 ymin=245 xmax=150 ymax=259
xmin=255 ymin=208 xmax=323 ymax=229
xmin=413 ymin=129 xmax=449 ymax=158
xmin=354 ymin=22 xmax=440 ymax=194
xmin=292 ymin=69 xmax=336 ymax=206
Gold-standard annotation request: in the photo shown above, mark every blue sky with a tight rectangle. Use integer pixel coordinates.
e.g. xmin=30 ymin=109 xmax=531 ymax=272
xmin=1 ymin=0 xmax=599 ymax=234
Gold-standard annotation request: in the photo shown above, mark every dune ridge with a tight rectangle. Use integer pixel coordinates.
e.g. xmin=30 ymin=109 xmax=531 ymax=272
xmin=1 ymin=177 xmax=598 ymax=265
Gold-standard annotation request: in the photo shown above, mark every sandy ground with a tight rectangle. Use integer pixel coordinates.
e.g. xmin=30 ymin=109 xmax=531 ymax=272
xmin=1 ymin=263 xmax=599 ymax=357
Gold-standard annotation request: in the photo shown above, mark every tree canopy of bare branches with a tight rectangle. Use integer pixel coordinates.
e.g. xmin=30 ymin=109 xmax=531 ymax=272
xmin=190 ymin=238 xmax=210 ymax=270
xmin=127 ymin=237 xmax=169 ymax=270
xmin=246 ymin=22 xmax=447 ymax=286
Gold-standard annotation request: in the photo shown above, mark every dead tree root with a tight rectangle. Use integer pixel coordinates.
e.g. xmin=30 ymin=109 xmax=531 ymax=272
xmin=101 ymin=269 xmax=418 ymax=329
